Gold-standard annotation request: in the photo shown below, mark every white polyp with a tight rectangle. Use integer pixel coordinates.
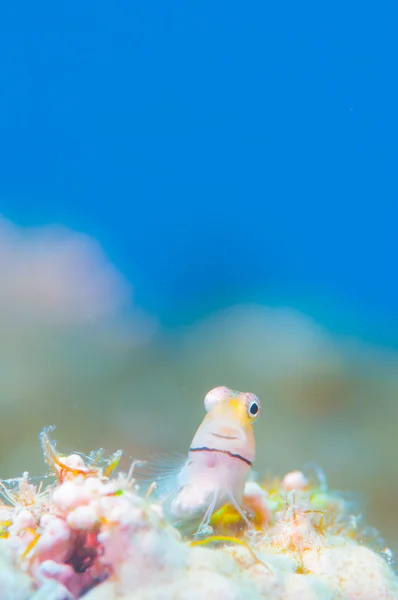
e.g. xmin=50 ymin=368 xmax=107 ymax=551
xmin=66 ymin=503 xmax=100 ymax=530
xmin=283 ymin=471 xmax=309 ymax=491
xmin=11 ymin=509 xmax=35 ymax=534
xmin=52 ymin=481 xmax=92 ymax=513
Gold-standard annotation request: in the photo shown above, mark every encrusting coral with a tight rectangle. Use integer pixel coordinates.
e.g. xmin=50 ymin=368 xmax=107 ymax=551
xmin=0 ymin=428 xmax=396 ymax=599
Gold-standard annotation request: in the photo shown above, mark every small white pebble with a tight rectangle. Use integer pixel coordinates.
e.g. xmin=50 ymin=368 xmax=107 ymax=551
xmin=283 ymin=471 xmax=308 ymax=491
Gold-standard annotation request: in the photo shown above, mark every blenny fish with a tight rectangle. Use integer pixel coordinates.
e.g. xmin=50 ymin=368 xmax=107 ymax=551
xmin=137 ymin=386 xmax=261 ymax=537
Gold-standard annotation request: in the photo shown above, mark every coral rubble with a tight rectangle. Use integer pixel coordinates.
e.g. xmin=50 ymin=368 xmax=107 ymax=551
xmin=0 ymin=428 xmax=396 ymax=599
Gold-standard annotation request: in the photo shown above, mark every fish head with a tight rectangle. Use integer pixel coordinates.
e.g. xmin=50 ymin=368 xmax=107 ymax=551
xmin=190 ymin=386 xmax=261 ymax=463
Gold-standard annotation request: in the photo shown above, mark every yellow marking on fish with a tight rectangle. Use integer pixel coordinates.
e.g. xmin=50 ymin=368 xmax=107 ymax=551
xmin=228 ymin=398 xmax=248 ymax=421
xmin=211 ymin=504 xmax=242 ymax=528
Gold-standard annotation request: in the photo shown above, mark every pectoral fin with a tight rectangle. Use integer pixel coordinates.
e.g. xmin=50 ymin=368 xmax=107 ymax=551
xmin=134 ymin=453 xmax=188 ymax=502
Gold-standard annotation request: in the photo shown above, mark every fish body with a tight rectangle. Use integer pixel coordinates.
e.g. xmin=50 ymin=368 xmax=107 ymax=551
xmin=140 ymin=386 xmax=261 ymax=536
xmin=169 ymin=447 xmax=250 ymax=522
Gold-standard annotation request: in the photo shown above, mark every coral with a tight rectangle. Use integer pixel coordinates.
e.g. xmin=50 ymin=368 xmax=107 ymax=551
xmin=0 ymin=429 xmax=396 ymax=599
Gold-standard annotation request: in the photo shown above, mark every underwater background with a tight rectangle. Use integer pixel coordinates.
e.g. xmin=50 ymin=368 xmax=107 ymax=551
xmin=0 ymin=0 xmax=397 ymax=556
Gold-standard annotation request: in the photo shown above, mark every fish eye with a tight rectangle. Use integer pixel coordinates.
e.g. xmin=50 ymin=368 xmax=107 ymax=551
xmin=248 ymin=400 xmax=260 ymax=419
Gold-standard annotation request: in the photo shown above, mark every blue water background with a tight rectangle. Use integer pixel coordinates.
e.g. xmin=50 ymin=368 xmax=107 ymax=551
xmin=0 ymin=1 xmax=396 ymax=345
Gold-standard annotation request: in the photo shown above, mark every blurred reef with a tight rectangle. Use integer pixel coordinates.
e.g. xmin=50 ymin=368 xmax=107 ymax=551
xmin=0 ymin=215 xmax=397 ymax=558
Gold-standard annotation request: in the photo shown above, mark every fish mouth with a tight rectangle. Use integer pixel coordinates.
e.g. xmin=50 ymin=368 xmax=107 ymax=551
xmin=211 ymin=432 xmax=239 ymax=440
